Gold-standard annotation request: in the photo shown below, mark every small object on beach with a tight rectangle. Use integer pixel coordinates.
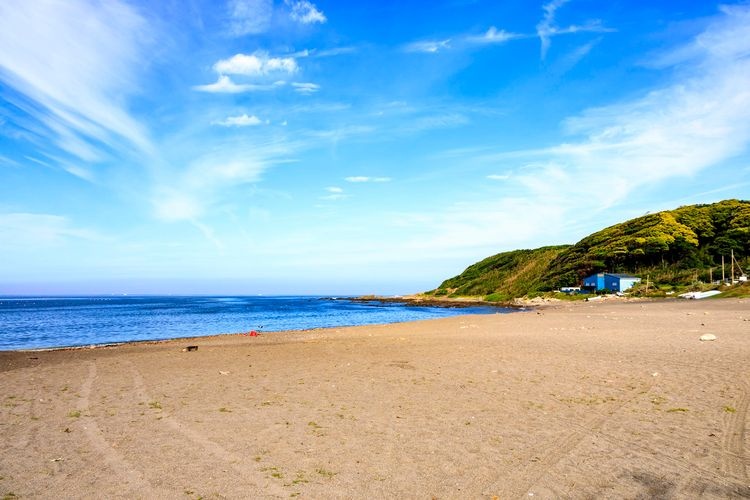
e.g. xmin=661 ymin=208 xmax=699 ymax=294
xmin=219 ymin=370 xmax=230 ymax=375
xmin=248 ymin=330 xmax=259 ymax=337
xmin=652 ymin=372 xmax=659 ymax=377
xmin=183 ymin=345 xmax=199 ymax=352
xmin=699 ymin=334 xmax=716 ymax=341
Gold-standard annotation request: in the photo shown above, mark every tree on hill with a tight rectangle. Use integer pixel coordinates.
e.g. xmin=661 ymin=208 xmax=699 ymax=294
xmin=429 ymin=199 xmax=750 ymax=300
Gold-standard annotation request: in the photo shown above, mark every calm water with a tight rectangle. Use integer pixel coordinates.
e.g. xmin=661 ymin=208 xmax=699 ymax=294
xmin=0 ymin=296 xmax=509 ymax=350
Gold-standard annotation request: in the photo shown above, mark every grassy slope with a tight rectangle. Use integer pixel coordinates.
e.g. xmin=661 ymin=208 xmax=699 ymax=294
xmin=427 ymin=245 xmax=570 ymax=300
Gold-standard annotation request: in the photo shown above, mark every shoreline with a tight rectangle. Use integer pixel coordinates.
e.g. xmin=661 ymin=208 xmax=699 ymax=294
xmin=0 ymin=295 xmax=509 ymax=353
xmin=351 ymin=293 xmax=524 ymax=308
xmin=0 ymin=311 xmax=515 ymax=355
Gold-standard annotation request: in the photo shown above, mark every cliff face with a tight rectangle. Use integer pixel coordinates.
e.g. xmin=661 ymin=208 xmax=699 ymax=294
xmin=428 ymin=199 xmax=750 ymax=299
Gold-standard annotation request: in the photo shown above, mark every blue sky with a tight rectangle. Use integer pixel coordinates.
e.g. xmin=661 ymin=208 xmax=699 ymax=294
xmin=1 ymin=0 xmax=749 ymax=295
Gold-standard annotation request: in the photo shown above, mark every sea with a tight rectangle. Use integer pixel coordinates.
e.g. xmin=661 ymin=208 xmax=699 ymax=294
xmin=0 ymin=296 xmax=510 ymax=351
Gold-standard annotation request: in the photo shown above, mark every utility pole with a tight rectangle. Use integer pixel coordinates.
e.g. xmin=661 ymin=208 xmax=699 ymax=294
xmin=709 ymin=267 xmax=713 ymax=283
xmin=722 ymin=255 xmax=725 ymax=283
xmin=732 ymin=249 xmax=735 ymax=284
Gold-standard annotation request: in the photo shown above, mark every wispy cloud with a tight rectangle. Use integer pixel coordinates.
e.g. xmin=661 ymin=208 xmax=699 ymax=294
xmin=212 ymin=114 xmax=264 ymax=127
xmin=0 ymin=0 xmax=154 ymax=164
xmin=399 ymin=113 xmax=469 ymax=133
xmin=405 ymin=26 xmax=524 ymax=55
xmin=486 ymin=174 xmax=510 ymax=180
xmin=0 ymin=213 xmax=99 ymax=246
xmin=292 ymin=82 xmax=320 ymax=94
xmin=404 ymin=39 xmax=452 ymax=54
xmin=313 ymin=47 xmax=357 ymax=57
xmin=0 ymin=155 xmax=20 ymax=167
xmin=306 ymin=125 xmax=375 ymax=141
xmin=151 ymin=139 xmax=295 ymax=224
xmin=488 ymin=5 xmax=750 ymax=212
xmin=22 ymin=154 xmax=93 ymax=181
xmin=536 ymin=0 xmax=613 ymax=60
xmin=286 ymin=0 xmax=326 ymax=24
xmin=320 ymin=186 xmax=348 ymax=200
xmin=228 ymin=0 xmax=273 ymax=36
xmin=466 ymin=27 xmax=522 ymax=45
xmin=194 ymin=76 xmax=286 ymax=93
xmin=345 ymin=176 xmax=392 ymax=183
xmin=389 ymin=198 xmax=566 ymax=256
xmin=551 ymin=38 xmax=601 ymax=75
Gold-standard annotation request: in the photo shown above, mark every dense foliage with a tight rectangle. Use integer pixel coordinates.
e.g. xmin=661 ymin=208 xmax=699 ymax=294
xmin=428 ymin=199 xmax=750 ymax=300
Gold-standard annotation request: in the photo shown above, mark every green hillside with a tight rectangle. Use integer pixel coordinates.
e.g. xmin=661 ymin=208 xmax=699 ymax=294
xmin=427 ymin=199 xmax=750 ymax=300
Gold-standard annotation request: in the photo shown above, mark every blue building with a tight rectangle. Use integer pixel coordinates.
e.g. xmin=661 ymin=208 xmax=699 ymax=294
xmin=582 ymin=273 xmax=641 ymax=292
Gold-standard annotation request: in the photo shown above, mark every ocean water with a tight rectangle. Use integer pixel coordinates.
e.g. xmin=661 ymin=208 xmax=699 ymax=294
xmin=0 ymin=296 xmax=510 ymax=350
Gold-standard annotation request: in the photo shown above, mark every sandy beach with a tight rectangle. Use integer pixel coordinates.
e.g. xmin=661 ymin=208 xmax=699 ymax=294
xmin=1 ymin=298 xmax=748 ymax=499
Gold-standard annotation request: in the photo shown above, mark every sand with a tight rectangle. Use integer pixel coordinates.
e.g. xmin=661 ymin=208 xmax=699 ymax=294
xmin=1 ymin=298 xmax=748 ymax=499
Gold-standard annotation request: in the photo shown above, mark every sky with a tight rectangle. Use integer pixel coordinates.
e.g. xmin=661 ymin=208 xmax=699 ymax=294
xmin=1 ymin=0 xmax=750 ymax=295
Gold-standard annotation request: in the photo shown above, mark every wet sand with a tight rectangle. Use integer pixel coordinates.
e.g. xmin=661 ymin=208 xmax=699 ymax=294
xmin=1 ymin=298 xmax=748 ymax=498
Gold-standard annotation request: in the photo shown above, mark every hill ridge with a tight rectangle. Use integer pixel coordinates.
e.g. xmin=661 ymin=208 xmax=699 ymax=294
xmin=427 ymin=199 xmax=750 ymax=300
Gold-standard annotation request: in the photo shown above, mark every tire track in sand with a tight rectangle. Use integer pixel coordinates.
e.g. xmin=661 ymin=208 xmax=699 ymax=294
xmin=124 ymin=360 xmax=288 ymax=498
xmin=483 ymin=379 xmax=654 ymax=499
xmin=584 ymin=423 xmax=750 ymax=494
xmin=79 ymin=361 xmax=161 ymax=497
xmin=663 ymin=359 xmax=748 ymax=482
xmin=720 ymin=376 xmax=749 ymax=481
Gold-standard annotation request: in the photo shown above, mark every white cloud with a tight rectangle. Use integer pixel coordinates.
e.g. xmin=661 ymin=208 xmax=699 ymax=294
xmin=228 ymin=0 xmax=273 ymax=36
xmin=194 ymin=75 xmax=286 ymax=93
xmin=345 ymin=176 xmax=392 ymax=183
xmin=486 ymin=174 xmax=510 ymax=180
xmin=286 ymin=0 xmax=326 ymax=24
xmin=195 ymin=52 xmax=299 ymax=94
xmin=326 ymin=186 xmax=343 ymax=193
xmin=404 ymin=39 xmax=452 ymax=54
xmin=536 ymin=0 xmax=612 ymax=60
xmin=292 ymin=82 xmax=320 ymax=94
xmin=213 ymin=52 xmax=298 ymax=76
xmin=212 ymin=114 xmax=263 ymax=127
xmin=0 ymin=0 xmax=154 ymax=163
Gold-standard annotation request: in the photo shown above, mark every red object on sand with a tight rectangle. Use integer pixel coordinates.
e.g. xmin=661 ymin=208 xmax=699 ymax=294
xmin=249 ymin=330 xmax=259 ymax=337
